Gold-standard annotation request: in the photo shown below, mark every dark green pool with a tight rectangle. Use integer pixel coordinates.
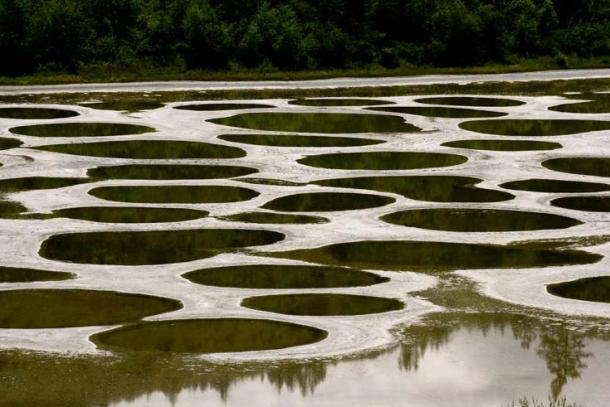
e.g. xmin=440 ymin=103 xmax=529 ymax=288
xmin=460 ymin=119 xmax=610 ymax=137
xmin=209 ymin=113 xmax=421 ymax=133
xmin=218 ymin=133 xmax=384 ymax=147
xmin=381 ymin=208 xmax=581 ymax=232
xmin=89 ymin=185 xmax=259 ymax=204
xmin=313 ymin=176 xmax=513 ymax=202
xmin=37 ymin=140 xmax=246 ymax=159
xmin=242 ymin=293 xmax=404 ymax=316
xmin=11 ymin=122 xmax=156 ymax=137
xmin=40 ymin=229 xmax=285 ymax=265
xmin=263 ymin=192 xmax=395 ymax=212
xmin=91 ymin=318 xmax=327 ymax=353
xmin=183 ymin=264 xmax=387 ymax=289
xmin=0 ymin=289 xmax=182 ymax=328
xmin=268 ymin=240 xmax=600 ymax=272
xmin=298 ymin=151 xmax=467 ymax=170
xmin=88 ymin=164 xmax=257 ymax=180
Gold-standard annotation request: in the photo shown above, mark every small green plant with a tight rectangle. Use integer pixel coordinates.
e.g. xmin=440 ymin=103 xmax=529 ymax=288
xmin=506 ymin=395 xmax=580 ymax=407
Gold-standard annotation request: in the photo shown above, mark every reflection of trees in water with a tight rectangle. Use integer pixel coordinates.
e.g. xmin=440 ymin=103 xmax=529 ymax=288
xmin=399 ymin=313 xmax=593 ymax=400
xmin=0 ymin=350 xmax=332 ymax=404
xmin=537 ymin=326 xmax=591 ymax=400
xmin=0 ymin=313 xmax=597 ymax=404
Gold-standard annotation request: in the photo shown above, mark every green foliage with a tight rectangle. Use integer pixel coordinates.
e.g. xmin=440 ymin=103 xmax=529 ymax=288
xmin=0 ymin=0 xmax=608 ymax=76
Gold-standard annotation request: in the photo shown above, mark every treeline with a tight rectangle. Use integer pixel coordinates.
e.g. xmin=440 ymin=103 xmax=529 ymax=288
xmin=1 ymin=0 xmax=609 ymax=76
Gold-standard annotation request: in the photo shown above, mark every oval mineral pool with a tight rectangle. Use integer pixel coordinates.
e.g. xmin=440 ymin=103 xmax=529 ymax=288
xmin=54 ymin=206 xmax=208 ymax=223
xmin=0 ymin=137 xmax=23 ymax=150
xmin=36 ymin=140 xmax=246 ymax=159
xmin=547 ymin=276 xmax=610 ymax=303
xmin=242 ymin=294 xmax=404 ymax=316
xmin=442 ymin=139 xmax=562 ymax=152
xmin=298 ymin=151 xmax=467 ymax=170
xmin=368 ymin=106 xmax=506 ymax=118
xmin=40 ymin=229 xmax=285 ymax=265
xmin=381 ymin=208 xmax=581 ymax=232
xmin=0 ymin=289 xmax=182 ymax=328
xmin=0 ymin=266 xmax=74 ymax=283
xmin=220 ymin=211 xmax=327 ymax=224
xmin=0 ymin=177 xmax=90 ymax=193
xmin=91 ymin=318 xmax=327 ymax=353
xmin=89 ymin=185 xmax=259 ymax=204
xmin=0 ymin=107 xmax=78 ymax=119
xmin=262 ymin=192 xmax=395 ymax=212
xmin=10 ymin=122 xmax=155 ymax=137
xmin=313 ymin=176 xmax=513 ymax=203
xmin=542 ymin=157 xmax=610 ymax=178
xmin=549 ymin=99 xmax=610 ymax=114
xmin=500 ymin=178 xmax=610 ymax=193
xmin=209 ymin=113 xmax=421 ymax=133
xmin=175 ymin=103 xmax=275 ymax=111
xmin=183 ymin=264 xmax=387 ymax=289
xmin=218 ymin=133 xmax=384 ymax=148
xmin=459 ymin=119 xmax=610 ymax=137
xmin=415 ymin=97 xmax=524 ymax=107
xmin=268 ymin=240 xmax=600 ymax=272
xmin=88 ymin=164 xmax=257 ymax=180
xmin=289 ymin=98 xmax=393 ymax=107
xmin=551 ymin=196 xmax=610 ymax=212
xmin=84 ymin=101 xmax=164 ymax=112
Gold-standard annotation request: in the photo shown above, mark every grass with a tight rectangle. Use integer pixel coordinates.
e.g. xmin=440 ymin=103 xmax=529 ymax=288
xmin=0 ymin=56 xmax=608 ymax=86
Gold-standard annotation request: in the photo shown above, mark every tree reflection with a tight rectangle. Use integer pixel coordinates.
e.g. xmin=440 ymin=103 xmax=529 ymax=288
xmin=399 ymin=313 xmax=593 ymax=400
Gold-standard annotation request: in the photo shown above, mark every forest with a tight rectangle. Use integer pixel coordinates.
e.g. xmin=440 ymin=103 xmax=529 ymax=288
xmin=0 ymin=0 xmax=608 ymax=77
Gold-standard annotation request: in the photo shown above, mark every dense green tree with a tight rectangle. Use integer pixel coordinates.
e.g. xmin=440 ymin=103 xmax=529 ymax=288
xmin=0 ymin=0 xmax=608 ymax=76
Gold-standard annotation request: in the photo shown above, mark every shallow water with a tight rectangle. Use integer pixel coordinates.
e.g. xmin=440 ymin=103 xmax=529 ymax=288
xmin=37 ymin=140 xmax=246 ymax=159
xmin=209 ymin=112 xmax=421 ymax=133
xmin=1 ymin=93 xmax=610 ymax=405
xmin=298 ymin=151 xmax=467 ymax=170
xmin=183 ymin=264 xmax=388 ymax=289
xmin=10 ymin=122 xmax=155 ymax=137
xmin=381 ymin=208 xmax=582 ymax=232
xmin=4 ymin=312 xmax=609 ymax=406
xmin=40 ymin=229 xmax=284 ymax=265
xmin=459 ymin=119 xmax=610 ymax=136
